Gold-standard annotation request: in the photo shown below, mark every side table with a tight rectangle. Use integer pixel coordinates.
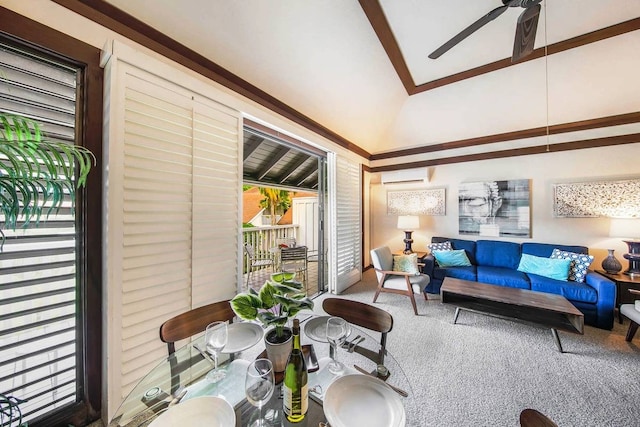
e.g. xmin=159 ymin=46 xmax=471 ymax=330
xmin=393 ymin=251 xmax=428 ymax=260
xmin=596 ymin=270 xmax=640 ymax=324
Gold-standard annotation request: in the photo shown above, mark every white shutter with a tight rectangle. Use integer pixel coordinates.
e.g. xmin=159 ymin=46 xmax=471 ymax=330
xmin=329 ymin=153 xmax=362 ymax=293
xmin=104 ymin=53 xmax=241 ymax=418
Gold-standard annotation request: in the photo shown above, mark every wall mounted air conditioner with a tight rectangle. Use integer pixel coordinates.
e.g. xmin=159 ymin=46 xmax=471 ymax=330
xmin=381 ymin=168 xmax=428 ymax=184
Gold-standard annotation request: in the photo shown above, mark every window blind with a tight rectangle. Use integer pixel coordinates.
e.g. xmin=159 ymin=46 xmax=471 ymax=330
xmin=332 ymin=154 xmax=362 ymax=293
xmin=0 ymin=42 xmax=80 ymax=423
xmin=104 ymin=55 xmax=241 ymax=415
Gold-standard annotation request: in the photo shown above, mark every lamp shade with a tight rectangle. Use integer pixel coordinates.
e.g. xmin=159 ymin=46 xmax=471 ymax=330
xmin=609 ymin=218 xmax=640 ymax=239
xmin=397 ymin=215 xmax=419 ymax=231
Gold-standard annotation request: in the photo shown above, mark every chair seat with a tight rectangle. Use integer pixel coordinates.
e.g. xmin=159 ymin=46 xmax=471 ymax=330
xmin=621 ymin=304 xmax=640 ymax=322
xmin=252 ymin=259 xmax=273 ymax=267
xmin=383 ymin=275 xmax=429 ymax=294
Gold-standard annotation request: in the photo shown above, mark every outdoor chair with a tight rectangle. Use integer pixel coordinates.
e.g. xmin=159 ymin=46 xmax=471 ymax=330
xmin=370 ymin=246 xmax=430 ymax=315
xmin=280 ymin=246 xmax=308 ymax=291
xmin=322 ymin=298 xmax=393 ymax=365
xmin=244 ymin=243 xmax=275 ymax=286
xmin=276 ymin=237 xmax=297 ymax=248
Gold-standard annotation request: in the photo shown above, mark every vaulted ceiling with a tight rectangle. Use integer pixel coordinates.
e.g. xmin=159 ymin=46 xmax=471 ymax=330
xmin=62 ymin=0 xmax=640 ymax=168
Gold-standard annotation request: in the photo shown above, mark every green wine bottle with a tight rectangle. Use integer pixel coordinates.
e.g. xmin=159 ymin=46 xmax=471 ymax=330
xmin=283 ymin=318 xmax=308 ymax=422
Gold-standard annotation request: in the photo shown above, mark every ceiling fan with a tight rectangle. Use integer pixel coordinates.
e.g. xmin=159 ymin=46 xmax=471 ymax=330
xmin=428 ymin=0 xmax=543 ymax=63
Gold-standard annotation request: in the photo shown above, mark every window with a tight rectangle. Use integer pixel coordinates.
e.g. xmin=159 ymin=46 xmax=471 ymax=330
xmin=0 ymin=12 xmax=103 ymax=426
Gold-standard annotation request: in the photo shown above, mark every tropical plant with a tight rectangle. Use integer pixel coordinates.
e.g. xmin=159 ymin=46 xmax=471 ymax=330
xmin=230 ymin=272 xmax=313 ymax=342
xmin=0 ymin=113 xmax=94 ymax=248
xmin=259 ymin=187 xmax=290 ymax=226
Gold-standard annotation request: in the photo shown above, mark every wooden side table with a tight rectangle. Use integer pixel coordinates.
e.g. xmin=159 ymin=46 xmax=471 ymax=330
xmin=596 ymin=270 xmax=640 ymax=324
xmin=393 ymin=251 xmax=428 ymax=259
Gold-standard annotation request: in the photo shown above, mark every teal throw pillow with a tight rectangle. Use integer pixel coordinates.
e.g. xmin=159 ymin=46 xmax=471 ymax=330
xmin=393 ymin=253 xmax=420 ymax=275
xmin=433 ymin=249 xmax=471 ymax=267
xmin=549 ymin=248 xmax=594 ymax=282
xmin=517 ymin=253 xmax=571 ymax=281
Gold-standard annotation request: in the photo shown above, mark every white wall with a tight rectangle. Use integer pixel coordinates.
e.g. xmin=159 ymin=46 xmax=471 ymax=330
xmin=369 ymin=143 xmax=640 ymax=268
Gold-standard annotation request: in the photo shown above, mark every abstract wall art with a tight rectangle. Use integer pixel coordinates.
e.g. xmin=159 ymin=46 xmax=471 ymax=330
xmin=458 ymin=179 xmax=531 ymax=237
xmin=553 ymin=178 xmax=640 ymax=218
xmin=387 ymin=188 xmax=446 ymax=216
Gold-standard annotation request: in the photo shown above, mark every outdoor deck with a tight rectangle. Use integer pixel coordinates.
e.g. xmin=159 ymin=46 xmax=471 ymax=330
xmin=242 ymin=258 xmax=321 ymax=296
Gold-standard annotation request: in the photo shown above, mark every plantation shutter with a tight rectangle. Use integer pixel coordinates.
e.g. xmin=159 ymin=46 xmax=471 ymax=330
xmin=329 ymin=153 xmax=362 ymax=293
xmin=0 ymin=42 xmax=80 ymax=422
xmin=104 ymin=48 xmax=241 ymax=419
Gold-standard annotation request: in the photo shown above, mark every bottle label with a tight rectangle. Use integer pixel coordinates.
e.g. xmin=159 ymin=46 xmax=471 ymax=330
xmin=283 ymin=383 xmax=308 ymax=416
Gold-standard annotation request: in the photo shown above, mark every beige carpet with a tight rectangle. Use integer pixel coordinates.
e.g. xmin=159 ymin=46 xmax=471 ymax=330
xmin=313 ymin=269 xmax=640 ymax=427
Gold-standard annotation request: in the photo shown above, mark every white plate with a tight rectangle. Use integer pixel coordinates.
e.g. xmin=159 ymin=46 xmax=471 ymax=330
xmin=222 ymin=322 xmax=263 ymax=354
xmin=149 ymin=396 xmax=235 ymax=427
xmin=323 ymin=374 xmax=406 ymax=427
xmin=303 ymin=316 xmax=331 ymax=342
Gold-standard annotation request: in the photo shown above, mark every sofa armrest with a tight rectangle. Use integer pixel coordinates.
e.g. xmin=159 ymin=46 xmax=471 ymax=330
xmin=585 ymin=271 xmax=617 ymax=329
xmin=421 ymin=254 xmax=436 ymax=276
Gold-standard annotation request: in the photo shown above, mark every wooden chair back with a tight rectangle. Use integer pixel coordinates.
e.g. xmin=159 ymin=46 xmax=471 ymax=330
xmin=159 ymin=300 xmax=235 ymax=355
xmin=519 ymin=409 xmax=558 ymax=427
xmin=322 ymin=298 xmax=393 ymax=364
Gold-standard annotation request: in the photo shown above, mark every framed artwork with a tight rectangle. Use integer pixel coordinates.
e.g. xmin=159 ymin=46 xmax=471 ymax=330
xmin=458 ymin=179 xmax=531 ymax=237
xmin=553 ymin=178 xmax=640 ymax=218
xmin=387 ymin=188 xmax=446 ymax=216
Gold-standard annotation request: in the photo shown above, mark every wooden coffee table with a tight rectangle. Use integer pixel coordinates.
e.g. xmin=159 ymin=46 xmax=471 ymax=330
xmin=440 ymin=277 xmax=584 ymax=353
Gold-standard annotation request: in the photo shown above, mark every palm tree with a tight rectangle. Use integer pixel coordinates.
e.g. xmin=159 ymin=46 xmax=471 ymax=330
xmin=259 ymin=187 xmax=291 ymax=225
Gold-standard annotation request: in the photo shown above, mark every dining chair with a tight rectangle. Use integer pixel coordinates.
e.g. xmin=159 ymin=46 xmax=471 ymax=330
xmin=370 ymin=246 xmax=430 ymax=315
xmin=159 ymin=300 xmax=235 ymax=355
xmin=280 ymin=246 xmax=308 ymax=291
xmin=519 ymin=408 xmax=558 ymax=427
xmin=322 ymin=297 xmax=393 ymax=365
xmin=244 ymin=243 xmax=275 ymax=287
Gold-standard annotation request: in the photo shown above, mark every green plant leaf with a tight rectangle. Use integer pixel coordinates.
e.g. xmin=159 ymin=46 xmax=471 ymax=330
xmin=229 ymin=293 xmax=262 ymax=321
xmin=258 ymin=281 xmax=278 ymax=308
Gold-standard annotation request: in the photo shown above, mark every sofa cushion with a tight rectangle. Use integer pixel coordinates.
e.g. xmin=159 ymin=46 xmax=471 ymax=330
xmin=441 ymin=265 xmax=477 ymax=282
xmin=477 ymin=265 xmax=530 ymax=289
xmin=433 ymin=249 xmax=472 ymax=267
xmin=476 ymin=240 xmax=521 ymax=270
xmin=521 ymin=242 xmax=588 ymax=258
xmin=528 ymin=274 xmax=598 ymax=303
xmin=393 ymin=253 xmax=420 ymax=275
xmin=517 ymin=254 xmax=572 ymax=281
xmin=432 ymin=237 xmax=478 ymax=265
xmin=549 ymin=249 xmax=594 ymax=283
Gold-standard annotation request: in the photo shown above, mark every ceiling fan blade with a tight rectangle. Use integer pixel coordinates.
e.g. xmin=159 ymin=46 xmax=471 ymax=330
xmin=512 ymin=4 xmax=541 ymax=62
xmin=429 ymin=3 xmax=511 ymax=59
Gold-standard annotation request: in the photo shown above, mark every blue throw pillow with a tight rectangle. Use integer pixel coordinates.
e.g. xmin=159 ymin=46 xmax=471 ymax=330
xmin=517 ymin=253 xmax=571 ymax=281
xmin=549 ymin=248 xmax=594 ymax=283
xmin=433 ymin=249 xmax=471 ymax=267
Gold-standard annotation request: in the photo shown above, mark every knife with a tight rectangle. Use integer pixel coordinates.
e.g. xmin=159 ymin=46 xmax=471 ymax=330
xmin=353 ymin=364 xmax=408 ymax=397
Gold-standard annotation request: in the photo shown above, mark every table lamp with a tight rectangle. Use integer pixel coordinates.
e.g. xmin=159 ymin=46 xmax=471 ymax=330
xmin=397 ymin=215 xmax=419 ymax=254
xmin=609 ymin=218 xmax=640 ymax=277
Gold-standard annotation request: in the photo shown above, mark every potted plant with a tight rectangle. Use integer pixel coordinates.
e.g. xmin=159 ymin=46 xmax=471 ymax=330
xmin=0 ymin=113 xmax=94 ymax=248
xmin=230 ymin=272 xmax=313 ymax=371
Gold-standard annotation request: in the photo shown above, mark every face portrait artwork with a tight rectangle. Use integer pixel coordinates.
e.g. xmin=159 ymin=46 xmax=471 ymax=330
xmin=458 ymin=180 xmax=531 ymax=237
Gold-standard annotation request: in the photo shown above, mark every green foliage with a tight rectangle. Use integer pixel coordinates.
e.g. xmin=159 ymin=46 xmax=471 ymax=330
xmin=0 ymin=114 xmax=95 ymax=248
xmin=258 ymin=187 xmax=291 ymax=225
xmin=230 ymin=272 xmax=314 ymax=339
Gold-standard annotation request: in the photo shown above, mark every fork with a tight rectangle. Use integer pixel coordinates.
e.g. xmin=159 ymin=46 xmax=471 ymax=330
xmin=341 ymin=334 xmax=361 ymax=349
xmin=348 ymin=336 xmax=365 ymax=352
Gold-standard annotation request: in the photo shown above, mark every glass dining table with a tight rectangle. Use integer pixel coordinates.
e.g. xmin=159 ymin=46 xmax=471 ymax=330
xmin=109 ymin=313 xmax=417 ymax=427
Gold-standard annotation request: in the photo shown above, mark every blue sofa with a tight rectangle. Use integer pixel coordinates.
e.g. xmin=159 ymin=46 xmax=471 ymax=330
xmin=422 ymin=237 xmax=616 ymax=330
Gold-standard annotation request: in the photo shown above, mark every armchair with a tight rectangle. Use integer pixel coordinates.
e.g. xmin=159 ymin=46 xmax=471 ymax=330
xmin=370 ymin=246 xmax=430 ymax=315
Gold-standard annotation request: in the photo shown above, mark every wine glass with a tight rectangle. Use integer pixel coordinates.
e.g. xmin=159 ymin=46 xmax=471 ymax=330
xmin=326 ymin=317 xmax=350 ymax=375
xmin=245 ymin=358 xmax=275 ymax=427
xmin=205 ymin=321 xmax=228 ymax=383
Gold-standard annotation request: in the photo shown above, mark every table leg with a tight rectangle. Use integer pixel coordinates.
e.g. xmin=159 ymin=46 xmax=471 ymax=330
xmin=453 ymin=307 xmax=461 ymax=324
xmin=551 ymin=328 xmax=564 ymax=353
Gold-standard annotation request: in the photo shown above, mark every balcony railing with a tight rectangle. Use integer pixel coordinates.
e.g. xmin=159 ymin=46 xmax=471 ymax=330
xmin=241 ymin=225 xmax=299 ymax=274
